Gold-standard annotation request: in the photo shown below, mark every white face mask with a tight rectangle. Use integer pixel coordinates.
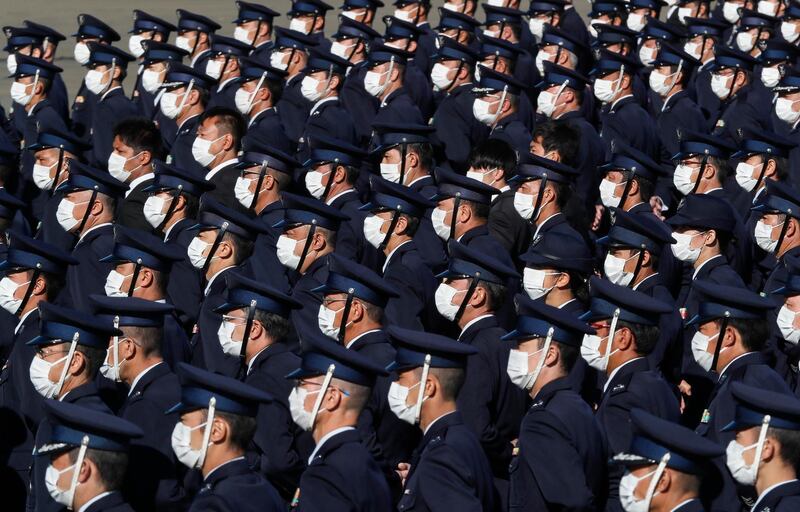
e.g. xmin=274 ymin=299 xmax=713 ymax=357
xmin=235 ymin=176 xmax=256 ymax=209
xmin=672 ymin=163 xmax=697 ymax=196
xmin=473 ymin=96 xmax=501 ymax=125
xmin=604 ymin=252 xmax=637 ymax=287
xmin=684 ymin=41 xmax=702 ymax=60
xmin=649 ymin=69 xmax=676 ymax=96
xmin=143 ymin=195 xmax=168 ymax=228
xmin=56 ymin=198 xmax=83 ymax=233
xmin=638 ymin=45 xmax=657 ymax=67
xmin=6 ymin=53 xmax=17 ymax=75
xmin=619 ymin=469 xmax=659 ymax=512
xmin=107 ymin=151 xmax=142 ymax=183
xmin=775 ymin=97 xmax=800 ymax=125
xmin=205 ymin=59 xmax=224 ymax=80
xmin=513 ymin=191 xmax=536 ymax=220
xmin=535 ymin=50 xmax=548 ymax=75
xmin=141 ymin=68 xmax=164 ymax=93
xmin=305 ymin=168 xmax=330 ymax=200
xmin=529 ymin=18 xmax=547 ymax=39
xmin=431 ymin=207 xmax=452 ymax=240
xmin=691 ymin=330 xmax=719 ymax=372
xmin=487 ymin=0 xmax=506 ymax=5
xmin=301 ymin=75 xmax=325 ymax=102
xmin=435 ymin=282 xmax=464 ymax=321
xmin=537 ymin=89 xmax=561 ymax=118
xmin=723 ymin=2 xmax=742 ymax=23
xmin=363 ymin=214 xmax=387 ymax=249
xmin=627 ymin=12 xmax=647 ymax=32
xmin=289 ymin=17 xmax=310 ymax=34
xmin=588 ymin=19 xmax=603 ymax=37
xmin=782 ymin=21 xmax=800 ymax=43
xmin=388 ymin=380 xmax=426 ymax=424
xmin=594 ymin=76 xmax=619 ymax=103
xmin=331 ymin=41 xmax=355 ymax=60
xmin=99 ymin=338 xmax=128 ymax=382
xmin=234 ymin=86 xmax=258 ymax=115
xmin=30 ymin=352 xmax=72 ymax=398
xmin=218 ymin=319 xmax=243 ymax=356
xmin=270 ymin=51 xmax=289 ymax=71
xmin=45 ymin=461 xmax=79 ymax=508
xmin=710 ymin=73 xmax=733 ymax=100
xmin=128 ymin=34 xmax=146 ymax=58
xmin=0 ymin=276 xmax=28 ymax=315
xmin=171 ymin=420 xmax=210 ymax=469
xmin=522 ymin=268 xmax=560 ymax=300
xmin=74 ymin=41 xmax=91 ymax=65
xmin=364 ymin=68 xmax=390 ymax=97
xmin=757 ymin=0 xmax=779 ymax=16
xmin=754 ymin=219 xmax=782 ymax=253
xmin=677 ymin=6 xmax=694 ymax=24
xmin=394 ymin=9 xmax=416 ymax=23
xmin=234 ymin=26 xmax=254 ymax=45
xmin=187 ymin=236 xmax=211 ymax=269
xmin=735 ymin=161 xmax=762 ymax=192
xmin=761 ymin=66 xmax=782 ymax=88
xmin=507 ymin=346 xmax=548 ymax=391
xmin=175 ymin=35 xmax=193 ymax=53
xmin=342 ymin=10 xmax=361 ymax=20
xmin=288 ymin=386 xmax=322 ymax=430
xmin=736 ymin=32 xmax=756 ymax=52
xmin=431 ymin=63 xmax=455 ymax=92
xmin=104 ymin=269 xmax=132 ymax=297
xmin=599 ymin=178 xmax=623 ymax=208
xmin=160 ymin=91 xmax=187 ymax=119
xmin=318 ymin=303 xmax=350 ymax=340
xmin=85 ymin=68 xmax=111 ymax=95
xmin=581 ymin=331 xmax=618 ymax=372
xmin=725 ymin=437 xmax=763 ymax=486
xmin=380 ymin=162 xmax=402 ymax=183
xmin=466 ymin=169 xmax=498 ymax=187
xmin=10 ymin=80 xmax=34 ymax=106
xmin=671 ymin=231 xmax=703 ymax=263
xmin=276 ymin=234 xmax=302 ymax=270
xmin=33 ymin=162 xmax=57 ymax=190
xmin=777 ymin=304 xmax=800 ymax=344
xmin=191 ymin=135 xmax=223 ymax=167
xmin=443 ymin=1 xmax=465 ymax=12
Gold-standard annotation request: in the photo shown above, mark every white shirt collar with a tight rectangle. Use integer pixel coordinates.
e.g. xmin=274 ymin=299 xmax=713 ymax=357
xmin=669 ymin=499 xmax=699 ymax=512
xmin=247 ymin=346 xmax=270 ymax=375
xmin=703 ymin=187 xmax=723 ymax=194
xmin=556 ymin=298 xmax=577 ymax=309
xmin=719 ymin=352 xmax=751 ymax=379
xmin=753 ymin=479 xmax=799 ymax=511
xmin=459 ymin=314 xmax=493 ymax=339
xmin=345 ymin=329 xmax=381 ymax=349
xmin=310 ymin=96 xmax=338 ymax=116
xmin=534 ymin=212 xmax=560 ymax=238
xmin=382 ymin=240 xmax=412 ymax=273
xmin=204 ymin=456 xmax=245 ymax=481
xmin=407 ymin=175 xmax=430 ymax=188
xmin=178 ymin=113 xmax=200 ymax=131
xmin=604 ymin=357 xmax=644 ymax=393
xmin=424 ymin=411 xmax=456 ymax=435
xmin=692 ymin=254 xmax=723 ymax=280
xmin=100 ymin=86 xmax=122 ymax=101
xmin=15 ymin=307 xmax=37 ymax=335
xmin=77 ymin=491 xmax=114 ymax=512
xmin=610 ymin=94 xmax=633 ymax=111
xmin=205 ymin=267 xmax=232 ymax=296
xmin=128 ymin=361 xmax=164 ymax=396
xmin=78 ymin=222 xmax=112 ymax=244
xmin=190 ymin=49 xmax=209 ymax=68
xmin=125 ymin=172 xmax=154 ymax=198
xmin=205 ymin=158 xmax=239 ymax=181
xmin=248 ymin=107 xmax=275 ymax=128
xmin=308 ymin=426 xmax=355 ymax=464
xmin=217 ymin=76 xmax=238 ymax=93
xmin=325 ymin=188 xmax=353 ymax=206
xmin=632 ymin=273 xmax=658 ymax=291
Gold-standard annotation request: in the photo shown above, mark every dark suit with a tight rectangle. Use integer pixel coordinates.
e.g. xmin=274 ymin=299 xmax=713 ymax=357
xmin=116 ymin=175 xmax=156 ymax=233
xmin=164 ymin=218 xmax=204 ymax=330
xmin=243 ymin=108 xmax=294 ymax=155
xmin=381 ymin=241 xmax=439 ymax=331
xmin=204 ymin=160 xmax=244 ymax=211
xmin=489 ymin=188 xmax=532 ymax=270
xmin=82 ymin=492 xmax=135 ymax=512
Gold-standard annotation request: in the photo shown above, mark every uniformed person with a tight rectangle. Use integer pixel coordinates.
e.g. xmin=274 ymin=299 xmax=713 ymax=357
xmin=772 ymin=68 xmax=800 ymax=186
xmin=596 ymin=142 xmax=667 ymax=220
xmin=683 ymin=17 xmax=728 ymax=123
xmin=505 ymin=296 xmax=606 ymax=510
xmin=340 ymin=0 xmax=384 ymax=26
xmin=580 ymin=276 xmax=680 ymax=511
xmin=126 ymin=10 xmax=176 ymax=60
xmin=88 ymin=294 xmax=186 ymax=511
xmin=175 ymin=9 xmax=222 ymax=73
xmin=36 ymin=401 xmax=143 ymax=512
xmin=167 ymin=362 xmax=285 ymax=512
xmin=472 ymin=66 xmax=533 ymax=155
xmin=232 ymin=1 xmax=280 ymax=63
xmin=364 ymin=41 xmax=426 ymax=127
xmin=205 ymin=35 xmax=253 ymax=111
xmin=97 ymin=226 xmax=190 ymax=368
xmin=380 ymin=15 xmax=434 ymax=118
xmin=272 ymin=27 xmax=319 ymax=144
xmin=771 ymin=255 xmax=800 ymax=394
xmin=212 ymin=271 xmax=309 ymax=500
xmin=235 ymin=57 xmax=293 ymax=154
xmin=132 ymin=41 xmax=187 ymax=145
xmin=752 ymin=180 xmax=800 ymax=297
xmin=386 ymin=325 xmax=496 ymax=511
xmin=594 ymin=24 xmax=651 ymax=107
xmin=287 ymin=0 xmax=334 ymax=48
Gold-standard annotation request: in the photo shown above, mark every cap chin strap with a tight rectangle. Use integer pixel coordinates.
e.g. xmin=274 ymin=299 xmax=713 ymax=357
xmin=616 ymin=170 xmax=635 ymax=209
xmin=15 ymin=266 xmax=41 ymax=316
xmin=447 ymin=194 xmax=462 ymax=241
xmin=398 ymin=140 xmax=409 ymax=185
xmin=196 ymin=396 xmax=217 ymax=469
xmin=380 ymin=208 xmax=403 ymax=250
xmin=70 ymin=189 xmax=99 ymax=250
xmin=253 ymin=21 xmax=263 ymax=46
xmin=490 ymin=87 xmax=508 ymax=128
xmin=642 ymin=453 xmax=671 ymax=511
xmin=54 ymin=333 xmax=80 ymax=398
xmin=453 ymin=274 xmax=480 ymax=324
xmin=157 ymin=185 xmax=184 ymax=232
xmin=751 ymin=414 xmax=772 ymax=484
xmin=201 ymin=222 xmax=229 ymax=278
xmin=245 ymin=73 xmax=267 ymax=115
xmin=413 ymin=354 xmax=432 ymax=425
xmin=603 ymin=309 xmax=621 ymax=368
xmin=345 ymin=40 xmax=361 ymax=62
xmin=722 ymin=70 xmax=738 ymax=102
xmin=50 ymin=147 xmax=65 ymax=198
xmin=753 ymin=157 xmax=769 ymax=196
xmin=321 ymin=161 xmax=338 ymax=202
xmin=174 ymin=80 xmax=194 ymax=119
xmin=774 ymin=213 xmax=791 ymax=256
xmin=690 ymin=154 xmax=708 ymax=195
xmin=310 ymin=364 xmax=336 ymax=431
xmin=446 ymin=61 xmax=464 ymax=92
xmin=710 ymin=312 xmax=730 ymax=374
xmin=337 ymin=291 xmax=355 ymax=345
xmin=526 ymin=327 xmax=553 ymax=391
xmin=191 ymin=33 xmax=201 ymax=56
xmin=296 ymin=223 xmax=317 ymax=273
xmin=66 ymin=436 xmax=90 ymax=509
xmin=111 ymin=315 xmax=121 ymax=381
xmin=531 ymin=175 xmax=549 ymax=224
xmin=126 ymin=258 xmax=143 ymax=297
xmin=250 ymin=161 xmax=269 ymax=210
xmin=628 ymin=250 xmax=645 ymax=289
xmin=100 ymin=61 xmax=116 ymax=96
xmin=236 ymin=299 xmax=258 ymax=379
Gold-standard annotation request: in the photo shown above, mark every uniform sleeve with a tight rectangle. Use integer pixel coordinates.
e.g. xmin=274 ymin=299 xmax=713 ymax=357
xmin=458 ymin=348 xmax=506 ymax=468
xmin=414 ymin=445 xmax=484 ymax=512
xmin=297 ymin=467 xmax=358 ymax=512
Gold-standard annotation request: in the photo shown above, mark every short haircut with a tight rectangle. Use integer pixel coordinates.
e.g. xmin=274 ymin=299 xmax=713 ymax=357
xmin=223 ymin=231 xmax=254 ymax=264
xmin=407 ymin=142 xmax=434 ymax=171
xmin=534 ymin=121 xmax=581 ymax=169
xmin=333 ymin=378 xmax=371 ymax=413
xmin=317 ymin=226 xmax=337 ymax=248
xmin=769 ymin=427 xmax=800 ymax=472
xmin=426 ymin=366 xmax=465 ymax=401
xmin=463 ymin=198 xmax=490 ymax=221
xmin=468 ymin=138 xmax=518 ymax=180
xmin=566 ymin=271 xmax=590 ymax=304
xmin=621 ymin=171 xmax=655 ymax=202
xmin=264 ymin=76 xmax=284 ymax=104
xmin=266 ymin=168 xmax=292 ymax=191
xmin=76 ymin=344 xmax=106 ymax=378
xmin=253 ymin=309 xmax=291 ymax=342
xmin=150 ymin=268 xmax=169 ymax=296
xmin=97 ymin=193 xmax=118 ymax=216
xmin=358 ymin=299 xmax=384 ymax=324
xmin=728 ymin=317 xmax=768 ymax=353
xmin=707 ymin=155 xmax=728 ymax=182
xmin=766 ymin=155 xmax=789 ymax=182
xmin=537 ymin=337 xmax=580 ymax=373
xmin=123 ymin=325 xmax=163 ymax=358
xmin=479 ymin=280 xmax=507 ymax=312
xmin=618 ymin=320 xmax=659 ymax=357
xmin=399 ymin=212 xmax=421 ymax=236
xmin=69 ymin=448 xmax=128 ymax=491
xmin=209 ymin=410 xmax=257 ymax=452
xmin=113 ymin=118 xmax=166 ymax=161
xmin=42 ymin=271 xmax=67 ymax=302
xmin=199 ymin=107 xmax=247 ymax=152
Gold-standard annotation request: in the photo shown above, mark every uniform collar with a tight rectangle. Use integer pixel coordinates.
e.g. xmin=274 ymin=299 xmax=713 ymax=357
xmin=128 ymin=361 xmax=165 ymax=396
xmin=753 ymin=479 xmax=800 ymax=511
xmin=100 ymin=86 xmax=122 ymax=101
xmin=15 ymin=307 xmax=38 ymax=335
xmin=204 ymin=456 xmax=248 ymax=484
xmin=459 ymin=314 xmax=495 ymax=340
xmin=383 ymin=239 xmax=413 ymax=273
xmin=77 ymin=222 xmax=113 ymax=245
xmin=310 ymin=96 xmax=339 ymax=116
xmin=610 ymin=94 xmax=634 ymax=112
xmin=125 ymin=172 xmax=154 ymax=198
xmin=308 ymin=426 xmax=356 ymax=464
xmin=205 ymin=266 xmax=234 ymax=296
xmin=205 ymin=158 xmax=239 ymax=181
xmin=604 ymin=356 xmax=647 ymax=393
xmin=345 ymin=329 xmax=382 ymax=349
xmin=692 ymin=254 xmax=724 ymax=280
xmin=78 ymin=491 xmax=115 ymax=512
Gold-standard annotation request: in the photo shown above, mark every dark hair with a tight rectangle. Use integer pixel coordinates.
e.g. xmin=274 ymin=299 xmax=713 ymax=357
xmin=621 ymin=171 xmax=655 ymax=202
xmin=766 ymin=155 xmax=789 ymax=182
xmin=429 ymin=367 xmax=465 ymax=400
xmin=707 ymin=155 xmax=728 ymax=182
xmin=264 ymin=76 xmax=284 ymax=104
xmin=479 ymin=280 xmax=507 ymax=312
xmin=538 ymin=338 xmax=580 ymax=373
xmin=42 ymin=271 xmax=66 ymax=302
xmin=199 ymin=107 xmax=246 ymax=152
xmin=253 ymin=309 xmax=291 ymax=342
xmin=340 ymin=164 xmax=359 ymax=186
xmin=76 ymin=344 xmax=106 ymax=378
xmin=113 ymin=118 xmax=166 ymax=161
xmin=618 ymin=320 xmax=659 ymax=356
xmin=769 ymin=427 xmax=800 ymax=472
xmin=151 ymin=268 xmax=170 ymax=296
xmin=224 ymin=231 xmax=254 ymax=264
xmin=534 ymin=121 xmax=581 ymax=169
xmin=398 ymin=212 xmax=421 ymax=236
xmin=566 ymin=270 xmax=590 ymax=304
xmin=468 ymin=138 xmax=518 ymax=180
xmin=124 ymin=325 xmax=163 ymax=358
xmin=208 ymin=410 xmax=257 ymax=451
xmin=361 ymin=300 xmax=384 ymax=323
xmin=464 ymin=198 xmax=490 ymax=221
xmin=408 ymin=142 xmax=434 ymax=171
xmin=69 ymin=448 xmax=128 ymax=491
xmin=728 ymin=317 xmax=768 ymax=352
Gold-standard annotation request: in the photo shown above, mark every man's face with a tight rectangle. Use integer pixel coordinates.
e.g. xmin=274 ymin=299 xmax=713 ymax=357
xmin=35 ymin=341 xmax=71 ymax=384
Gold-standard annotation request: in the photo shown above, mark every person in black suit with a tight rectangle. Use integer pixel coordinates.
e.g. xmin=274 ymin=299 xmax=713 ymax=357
xmin=193 ymin=106 xmax=247 ymax=210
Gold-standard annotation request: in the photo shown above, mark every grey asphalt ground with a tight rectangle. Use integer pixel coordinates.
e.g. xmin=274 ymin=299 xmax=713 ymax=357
xmin=0 ymin=0 xmax=590 ymax=110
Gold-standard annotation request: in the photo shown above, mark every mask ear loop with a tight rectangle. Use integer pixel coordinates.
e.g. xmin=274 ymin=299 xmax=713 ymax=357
xmin=549 ymin=80 xmax=568 ymax=117
xmin=380 ymin=206 xmax=403 ymax=250
xmin=173 ymin=80 xmax=194 ymax=118
xmin=66 ymin=435 xmax=90 ymax=508
xmin=16 ymin=265 xmax=41 ymax=316
xmin=295 ymin=222 xmax=318 ymax=272
xmin=27 ymin=72 xmax=40 ymax=114
xmin=250 ymin=161 xmax=269 ymax=209
xmin=201 ymin=222 xmax=229 ymax=278
xmin=773 ymin=213 xmax=792 ymax=256
xmin=604 ymin=308 xmax=621 ymax=367
xmin=531 ymin=175 xmax=549 ymax=223
xmin=689 ymin=154 xmax=708 ymax=195
xmin=414 ymin=354 xmax=432 ymax=424
xmin=111 ymin=315 xmax=121 ymax=380
xmin=337 ymin=290 xmax=355 ymax=344
xmin=54 ymin=333 xmax=80 ymax=398
xmin=71 ymin=189 xmax=99 ymax=250
xmin=126 ymin=258 xmax=143 ymax=297
xmin=310 ymin=364 xmax=336 ymax=429
xmin=642 ymin=453 xmax=671 ymax=510
xmin=49 ymin=146 xmax=66 ymax=198
xmin=320 ymin=160 xmax=338 ymax=202
xmin=236 ymin=299 xmax=258 ymax=379
xmin=453 ymin=274 xmax=480 ymax=323
xmin=526 ymin=327 xmax=553 ymax=390
xmin=751 ymin=414 xmax=772 ymax=483
xmin=157 ymin=185 xmax=183 ymax=232
xmin=246 ymin=72 xmax=267 ymax=114
xmin=628 ymin=248 xmax=645 ymax=288
xmin=709 ymin=312 xmax=730 ymax=374
xmin=448 ymin=193 xmax=462 ymax=241
xmin=667 ymin=60 xmax=683 ymax=94
xmin=752 ymin=156 xmax=769 ymax=195
xmin=490 ymin=86 xmax=508 ymax=126
xmin=197 ymin=396 xmax=217 ymax=469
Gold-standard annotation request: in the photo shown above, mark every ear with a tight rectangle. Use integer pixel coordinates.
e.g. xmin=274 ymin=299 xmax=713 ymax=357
xmin=764 ymin=158 xmax=777 ymax=178
xmin=761 ymin=436 xmax=777 ymax=462
xmin=394 ymin=214 xmax=409 ymax=236
xmin=70 ymin=350 xmax=87 ymax=376
xmin=173 ymin=194 xmax=187 ymax=213
xmin=406 ymin=150 xmax=419 ymax=168
xmin=77 ymin=456 xmax=92 ymax=484
xmin=554 ymin=271 xmax=570 ymax=289
xmin=544 ymin=342 xmax=560 ymax=367
xmin=90 ymin=197 xmax=104 ymax=216
xmin=615 ymin=326 xmax=633 ymax=351
xmin=333 ymin=164 xmax=347 ymax=184
xmin=350 ymin=299 xmax=364 ymax=323
xmin=407 ymin=40 xmax=418 ymax=53
xmin=329 ymin=73 xmax=341 ymax=90
xmin=699 ymin=3 xmax=708 ymax=16
xmin=112 ymin=66 xmax=123 ymax=81
xmin=138 ymin=150 xmax=152 ymax=166
xmin=458 ymin=201 xmax=472 ymax=223
xmin=705 ymin=229 xmax=718 ymax=247
xmin=424 ymin=372 xmax=438 ymax=399
xmin=229 ymin=58 xmax=241 ymax=73
xmin=641 ymin=249 xmax=651 ymax=268
xmin=32 ymin=274 xmax=47 ymax=297
xmin=139 ymin=267 xmax=154 ymax=288
xmin=628 ymin=177 xmax=639 ymax=196
xmin=218 ymin=238 xmax=234 ymax=259
xmin=723 ymin=324 xmax=737 ymax=348
xmin=209 ymin=416 xmax=228 ymax=444
xmin=656 ymin=468 xmax=672 ymax=493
